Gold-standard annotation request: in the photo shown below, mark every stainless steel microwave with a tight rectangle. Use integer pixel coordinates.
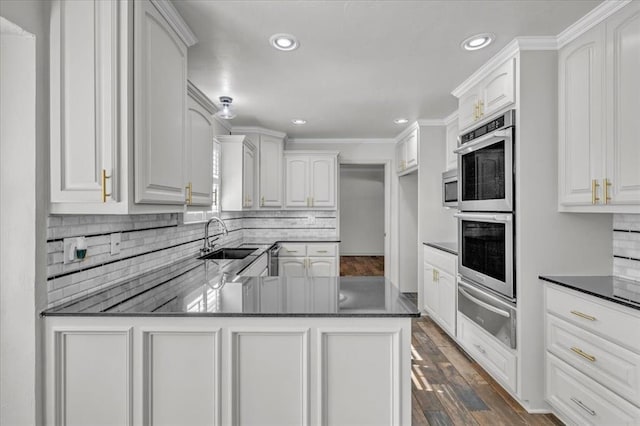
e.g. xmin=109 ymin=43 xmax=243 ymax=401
xmin=442 ymin=169 xmax=458 ymax=207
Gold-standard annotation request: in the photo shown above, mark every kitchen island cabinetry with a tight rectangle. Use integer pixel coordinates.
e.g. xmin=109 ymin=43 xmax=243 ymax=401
xmin=558 ymin=1 xmax=640 ymax=213
xmin=43 ymin=265 xmax=417 ymax=426
xmin=279 ymin=243 xmax=339 ymax=277
xmin=49 ymin=0 xmax=197 ymax=214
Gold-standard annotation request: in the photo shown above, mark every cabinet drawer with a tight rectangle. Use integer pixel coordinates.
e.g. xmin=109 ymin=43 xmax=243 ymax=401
xmin=307 ymin=244 xmax=336 ymax=257
xmin=547 ymin=314 xmax=640 ymax=404
xmin=545 ymin=285 xmax=640 ymax=353
xmin=546 ymin=353 xmax=640 ymax=425
xmin=457 ymin=313 xmax=517 ymax=392
xmin=423 ymin=246 xmax=456 ymax=276
xmin=279 ymin=244 xmax=306 ymax=257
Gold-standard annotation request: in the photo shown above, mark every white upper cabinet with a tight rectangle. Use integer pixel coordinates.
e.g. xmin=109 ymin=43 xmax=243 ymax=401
xmin=559 ymin=1 xmax=640 ymax=212
xmin=284 ymin=152 xmax=338 ymax=209
xmin=457 ymin=58 xmax=515 ymax=132
xmin=219 ymin=135 xmax=256 ymax=211
xmin=134 ymin=0 xmax=187 ymax=204
xmin=395 ymin=127 xmax=419 ymax=175
xmin=186 ymin=83 xmax=214 ymax=206
xmin=50 ymin=0 xmax=118 ymax=206
xmin=445 ymin=117 xmax=459 ymax=171
xmin=258 ymin=134 xmax=284 ymax=208
xmin=49 ymin=0 xmax=197 ymax=214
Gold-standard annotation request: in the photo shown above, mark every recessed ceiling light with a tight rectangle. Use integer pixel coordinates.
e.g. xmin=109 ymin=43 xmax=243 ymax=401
xmin=461 ymin=33 xmax=494 ymax=51
xmin=270 ymin=33 xmax=299 ymax=51
xmin=394 ymin=118 xmax=409 ymax=124
xmin=291 ymin=119 xmax=306 ymax=125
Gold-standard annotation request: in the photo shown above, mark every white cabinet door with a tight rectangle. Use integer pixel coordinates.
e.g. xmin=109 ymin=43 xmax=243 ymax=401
xmin=445 ymin=120 xmax=459 ymax=171
xmin=310 ymin=156 xmax=336 ymax=208
xmin=243 ymin=144 xmax=255 ymax=209
xmin=395 ymin=140 xmax=406 ymax=174
xmin=279 ymin=258 xmax=307 ymax=277
xmin=404 ymin=129 xmax=418 ymax=170
xmin=285 ymin=156 xmax=309 ymax=208
xmin=606 ymin=1 xmax=640 ymax=205
xmin=437 ymin=270 xmax=456 ymax=336
xmin=308 ymin=257 xmax=337 ymax=277
xmin=50 ymin=0 xmax=118 ymax=204
xmin=422 ymin=263 xmax=437 ymax=316
xmin=259 ymin=135 xmax=283 ymax=207
xmin=480 ymin=58 xmax=515 ymax=119
xmin=558 ymin=24 xmax=605 ymax=207
xmin=134 ymin=0 xmax=187 ymax=204
xmin=458 ymin=89 xmax=480 ymax=131
xmin=186 ymin=96 xmax=213 ymax=206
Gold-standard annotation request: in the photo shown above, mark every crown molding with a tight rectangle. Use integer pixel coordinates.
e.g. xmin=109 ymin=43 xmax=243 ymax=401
xmin=231 ymin=126 xmax=287 ymax=139
xmin=443 ymin=111 xmax=458 ymax=126
xmin=150 ymin=0 xmax=198 ymax=47
xmin=187 ymin=81 xmax=216 ymax=114
xmin=393 ymin=121 xmax=420 ymax=141
xmin=557 ymin=0 xmax=631 ymax=48
xmin=515 ymin=36 xmax=559 ymax=51
xmin=287 ymin=138 xmax=395 ymax=145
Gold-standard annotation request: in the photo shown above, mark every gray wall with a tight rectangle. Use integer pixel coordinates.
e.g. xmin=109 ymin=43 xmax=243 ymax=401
xmin=340 ymin=164 xmax=385 ymax=256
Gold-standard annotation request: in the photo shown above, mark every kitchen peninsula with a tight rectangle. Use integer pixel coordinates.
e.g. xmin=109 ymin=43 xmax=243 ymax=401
xmin=42 ymin=251 xmax=418 ymax=425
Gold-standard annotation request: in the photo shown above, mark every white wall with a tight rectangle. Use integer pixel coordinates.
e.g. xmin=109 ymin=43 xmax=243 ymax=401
xmin=0 ymin=15 xmax=39 ymax=426
xmin=340 ymin=165 xmax=385 ymax=256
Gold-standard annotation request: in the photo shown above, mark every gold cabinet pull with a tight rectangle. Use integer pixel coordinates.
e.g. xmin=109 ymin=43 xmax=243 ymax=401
xmin=101 ymin=169 xmax=112 ymax=203
xmin=185 ymin=182 xmax=192 ymax=205
xmin=261 ymin=196 xmax=265 ymax=207
xmin=570 ymin=310 xmax=596 ymax=321
xmin=603 ymin=178 xmax=611 ymax=204
xmin=570 ymin=346 xmax=596 ymax=362
xmin=317 ymin=250 xmax=328 ymax=253
xmin=591 ymin=179 xmax=600 ymax=205
xmin=478 ymin=100 xmax=484 ymax=118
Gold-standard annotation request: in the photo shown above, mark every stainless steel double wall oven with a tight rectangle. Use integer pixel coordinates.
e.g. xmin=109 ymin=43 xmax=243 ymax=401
xmin=455 ymin=110 xmax=517 ymax=349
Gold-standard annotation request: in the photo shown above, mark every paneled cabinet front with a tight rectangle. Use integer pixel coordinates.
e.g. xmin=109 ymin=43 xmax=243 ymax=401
xmin=49 ymin=0 xmax=196 ymax=214
xmin=457 ymin=58 xmax=515 ymax=132
xmin=278 ymin=243 xmax=339 ymax=277
xmin=186 ymin=88 xmax=214 ymax=206
xmin=445 ymin=118 xmax=459 ymax=171
xmin=395 ymin=127 xmax=419 ymax=175
xmin=558 ymin=1 xmax=640 ymax=213
xmin=422 ymin=246 xmax=457 ymax=338
xmin=284 ymin=152 xmax=338 ymax=209
xmin=258 ymin=135 xmax=284 ymax=208
xmin=219 ymin=135 xmax=256 ymax=211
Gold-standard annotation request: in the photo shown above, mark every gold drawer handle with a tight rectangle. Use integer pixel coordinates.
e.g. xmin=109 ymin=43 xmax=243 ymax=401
xmin=591 ymin=179 xmax=600 ymax=205
xmin=316 ymin=250 xmax=328 ymax=253
xmin=603 ymin=178 xmax=611 ymax=204
xmin=570 ymin=310 xmax=596 ymax=321
xmin=570 ymin=346 xmax=596 ymax=362
xmin=101 ymin=169 xmax=112 ymax=203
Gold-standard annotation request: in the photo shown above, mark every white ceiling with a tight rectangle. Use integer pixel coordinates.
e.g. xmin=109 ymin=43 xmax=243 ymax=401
xmin=174 ymin=0 xmax=601 ymax=139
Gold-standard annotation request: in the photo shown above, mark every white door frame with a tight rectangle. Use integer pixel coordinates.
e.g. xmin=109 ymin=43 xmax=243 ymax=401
xmin=338 ymin=160 xmax=391 ymax=277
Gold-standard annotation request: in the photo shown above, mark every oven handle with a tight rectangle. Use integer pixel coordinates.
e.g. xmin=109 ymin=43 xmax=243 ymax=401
xmin=454 ymin=212 xmax=512 ymax=222
xmin=453 ymin=129 xmax=512 ymax=155
xmin=459 ymin=287 xmax=511 ymax=318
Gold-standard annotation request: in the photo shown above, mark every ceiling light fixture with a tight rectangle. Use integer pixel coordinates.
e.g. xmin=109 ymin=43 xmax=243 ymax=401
xmin=215 ymin=96 xmax=236 ymax=120
xmin=291 ymin=119 xmax=307 ymax=125
xmin=461 ymin=33 xmax=494 ymax=51
xmin=394 ymin=118 xmax=409 ymax=124
xmin=270 ymin=33 xmax=299 ymax=51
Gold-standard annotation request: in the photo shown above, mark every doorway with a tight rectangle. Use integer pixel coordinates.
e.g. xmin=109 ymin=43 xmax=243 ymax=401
xmin=339 ymin=163 xmax=386 ymax=276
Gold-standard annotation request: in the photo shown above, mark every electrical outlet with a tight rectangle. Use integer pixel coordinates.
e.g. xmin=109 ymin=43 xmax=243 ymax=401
xmin=110 ymin=232 xmax=121 ymax=255
xmin=63 ymin=237 xmax=87 ymax=264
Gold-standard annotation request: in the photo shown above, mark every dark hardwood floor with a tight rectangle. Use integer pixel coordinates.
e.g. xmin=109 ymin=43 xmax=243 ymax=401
xmin=340 ymin=256 xmax=384 ymax=276
xmin=412 ymin=316 xmax=562 ymax=426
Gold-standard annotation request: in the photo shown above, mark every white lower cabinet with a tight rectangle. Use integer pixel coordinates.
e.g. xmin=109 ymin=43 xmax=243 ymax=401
xmin=45 ymin=316 xmax=412 ymax=425
xmin=279 ymin=243 xmax=339 ymax=277
xmin=422 ymin=246 xmax=457 ymax=337
xmin=544 ymin=283 xmax=640 ymax=424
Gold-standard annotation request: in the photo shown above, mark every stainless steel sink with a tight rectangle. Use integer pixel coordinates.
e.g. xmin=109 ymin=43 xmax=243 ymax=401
xmin=199 ymin=248 xmax=257 ymax=260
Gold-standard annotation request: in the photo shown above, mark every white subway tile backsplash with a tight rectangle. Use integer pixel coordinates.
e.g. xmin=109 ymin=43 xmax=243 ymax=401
xmin=46 ymin=210 xmax=338 ymax=307
xmin=613 ymin=214 xmax=640 ymax=282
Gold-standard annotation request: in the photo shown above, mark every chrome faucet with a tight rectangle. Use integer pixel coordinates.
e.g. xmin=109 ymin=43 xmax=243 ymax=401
xmin=202 ymin=217 xmax=229 ymax=254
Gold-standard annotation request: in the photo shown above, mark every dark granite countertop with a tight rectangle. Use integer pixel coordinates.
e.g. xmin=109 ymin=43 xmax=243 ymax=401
xmin=539 ymin=275 xmax=640 ymax=311
xmin=42 ymin=240 xmax=418 ymax=317
xmin=423 ymin=241 xmax=458 ymax=256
